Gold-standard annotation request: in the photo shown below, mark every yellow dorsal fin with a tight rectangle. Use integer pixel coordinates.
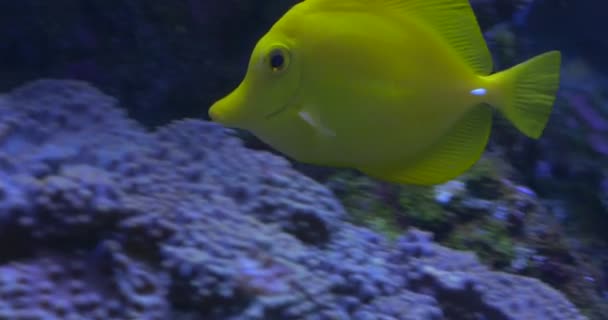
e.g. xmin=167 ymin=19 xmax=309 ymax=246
xmin=361 ymin=104 xmax=492 ymax=185
xmin=305 ymin=0 xmax=493 ymax=75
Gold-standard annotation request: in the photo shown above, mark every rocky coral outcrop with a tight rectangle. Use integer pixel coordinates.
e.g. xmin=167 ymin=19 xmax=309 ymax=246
xmin=0 ymin=79 xmax=586 ymax=319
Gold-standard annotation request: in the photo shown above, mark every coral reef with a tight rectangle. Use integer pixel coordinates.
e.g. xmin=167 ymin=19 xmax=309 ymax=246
xmin=0 ymin=79 xmax=586 ymax=319
xmin=325 ymin=155 xmax=608 ymax=319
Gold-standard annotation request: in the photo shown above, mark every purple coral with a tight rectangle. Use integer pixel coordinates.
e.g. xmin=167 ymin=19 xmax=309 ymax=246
xmin=0 ymin=80 xmax=587 ymax=319
xmin=0 ymin=246 xmax=168 ymax=320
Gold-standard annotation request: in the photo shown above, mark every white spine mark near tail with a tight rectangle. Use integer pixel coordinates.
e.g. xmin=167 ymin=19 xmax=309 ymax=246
xmin=470 ymin=88 xmax=487 ymax=96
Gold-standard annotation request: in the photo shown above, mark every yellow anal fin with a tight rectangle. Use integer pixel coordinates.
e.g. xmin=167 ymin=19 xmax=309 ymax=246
xmin=362 ymin=104 xmax=492 ymax=185
xmin=305 ymin=0 xmax=493 ymax=75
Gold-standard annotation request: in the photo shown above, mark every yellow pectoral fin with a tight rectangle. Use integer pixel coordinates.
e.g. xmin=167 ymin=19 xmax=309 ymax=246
xmin=362 ymin=104 xmax=492 ymax=185
xmin=298 ymin=106 xmax=336 ymax=138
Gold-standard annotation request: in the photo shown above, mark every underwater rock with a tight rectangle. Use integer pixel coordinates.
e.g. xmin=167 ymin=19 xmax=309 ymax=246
xmin=325 ymin=154 xmax=608 ymax=317
xmin=0 ymin=79 xmax=586 ymax=319
xmin=0 ymin=247 xmax=169 ymax=320
xmin=403 ymin=232 xmax=584 ymax=320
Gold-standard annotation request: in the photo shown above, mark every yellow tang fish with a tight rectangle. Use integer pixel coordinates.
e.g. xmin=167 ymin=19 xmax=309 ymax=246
xmin=209 ymin=0 xmax=561 ymax=185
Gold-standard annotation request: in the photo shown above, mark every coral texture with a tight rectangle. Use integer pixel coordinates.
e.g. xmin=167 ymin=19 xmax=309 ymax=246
xmin=0 ymin=79 xmax=586 ymax=319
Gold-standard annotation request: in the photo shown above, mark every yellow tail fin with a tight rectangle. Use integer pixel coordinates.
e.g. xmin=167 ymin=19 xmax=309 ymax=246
xmin=487 ymin=51 xmax=561 ymax=138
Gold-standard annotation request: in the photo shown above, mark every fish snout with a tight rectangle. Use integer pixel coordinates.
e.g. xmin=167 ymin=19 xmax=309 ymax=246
xmin=208 ymin=90 xmax=248 ymax=127
xmin=208 ymin=102 xmax=222 ymax=122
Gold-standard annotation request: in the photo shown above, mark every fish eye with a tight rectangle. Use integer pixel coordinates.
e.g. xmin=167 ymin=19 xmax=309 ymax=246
xmin=271 ymin=53 xmax=284 ymax=70
xmin=267 ymin=46 xmax=290 ymax=73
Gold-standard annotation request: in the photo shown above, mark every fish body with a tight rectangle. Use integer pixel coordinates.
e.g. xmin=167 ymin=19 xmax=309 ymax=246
xmin=209 ymin=0 xmax=561 ymax=185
